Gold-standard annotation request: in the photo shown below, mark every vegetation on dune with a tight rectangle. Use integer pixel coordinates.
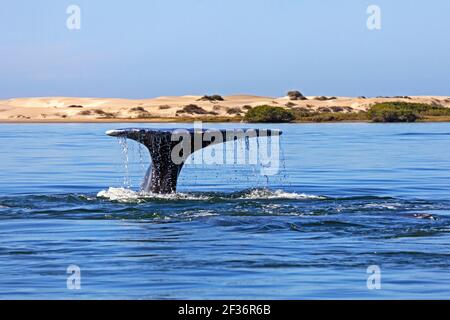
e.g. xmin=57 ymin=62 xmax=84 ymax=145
xmin=314 ymin=96 xmax=337 ymax=101
xmin=292 ymin=108 xmax=367 ymax=122
xmin=93 ymin=109 xmax=116 ymax=118
xmin=69 ymin=99 xmax=449 ymax=123
xmin=287 ymin=102 xmax=450 ymax=123
xmin=244 ymin=104 xmax=366 ymax=123
xmin=244 ymin=105 xmax=295 ymax=123
xmin=173 ymin=115 xmax=242 ymax=122
xmin=329 ymin=106 xmax=345 ymax=112
xmin=136 ymin=112 xmax=157 ymax=119
xmin=368 ymin=108 xmax=417 ymax=123
xmin=376 ymin=96 xmax=412 ymax=99
xmin=285 ymin=102 xmax=297 ymax=108
xmin=226 ymin=107 xmax=242 ymax=115
xmin=177 ymin=104 xmax=210 ymax=115
xmin=130 ymin=106 xmax=148 ymax=113
xmin=287 ymin=91 xmax=307 ymax=101
xmin=197 ymin=95 xmax=224 ymax=102
xmin=78 ymin=110 xmax=91 ymax=116
xmin=367 ymin=102 xmax=450 ymax=122
xmin=305 ymin=112 xmax=368 ymax=122
xmin=176 ymin=104 xmax=219 ymax=116
xmin=279 ymin=101 xmax=449 ymax=123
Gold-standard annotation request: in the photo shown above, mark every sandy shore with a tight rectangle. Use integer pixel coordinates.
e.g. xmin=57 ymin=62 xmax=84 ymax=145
xmin=1 ymin=95 xmax=449 ymax=122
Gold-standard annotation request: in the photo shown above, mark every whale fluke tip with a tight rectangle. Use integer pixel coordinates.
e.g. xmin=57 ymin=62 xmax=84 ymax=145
xmin=106 ymin=129 xmax=131 ymax=137
xmin=106 ymin=130 xmax=119 ymax=137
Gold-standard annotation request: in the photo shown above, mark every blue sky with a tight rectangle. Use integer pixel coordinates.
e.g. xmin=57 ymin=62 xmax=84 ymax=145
xmin=1 ymin=0 xmax=449 ymax=98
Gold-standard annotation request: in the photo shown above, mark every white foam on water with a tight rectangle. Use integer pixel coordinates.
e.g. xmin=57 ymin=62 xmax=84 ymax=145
xmin=97 ymin=187 xmax=210 ymax=202
xmin=97 ymin=188 xmax=139 ymax=201
xmin=184 ymin=210 xmax=218 ymax=217
xmin=97 ymin=187 xmax=324 ymax=203
xmin=238 ymin=189 xmax=326 ymax=200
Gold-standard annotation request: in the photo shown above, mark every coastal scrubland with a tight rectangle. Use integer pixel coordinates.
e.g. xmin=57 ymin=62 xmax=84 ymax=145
xmin=1 ymin=93 xmax=450 ymax=123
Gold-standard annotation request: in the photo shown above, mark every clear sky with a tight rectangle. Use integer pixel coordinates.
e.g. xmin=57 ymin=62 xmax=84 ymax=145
xmin=1 ymin=0 xmax=449 ymax=98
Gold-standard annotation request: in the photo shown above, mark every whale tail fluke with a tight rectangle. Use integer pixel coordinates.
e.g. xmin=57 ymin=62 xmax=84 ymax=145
xmin=107 ymin=128 xmax=282 ymax=194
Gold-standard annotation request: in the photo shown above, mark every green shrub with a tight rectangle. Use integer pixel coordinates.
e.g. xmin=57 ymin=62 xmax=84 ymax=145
xmin=318 ymin=107 xmax=332 ymax=113
xmin=368 ymin=109 xmax=417 ymax=122
xmin=93 ymin=109 xmax=116 ymax=118
xmin=244 ymin=105 xmax=295 ymax=123
xmin=226 ymin=107 xmax=242 ymax=115
xmin=329 ymin=106 xmax=345 ymax=112
xmin=291 ymin=107 xmax=313 ymax=118
xmin=314 ymin=96 xmax=336 ymax=101
xmin=178 ymin=104 xmax=209 ymax=115
xmin=309 ymin=113 xmax=355 ymax=122
xmin=367 ymin=102 xmax=450 ymax=122
xmin=293 ymin=110 xmax=368 ymax=122
xmin=393 ymin=96 xmax=412 ymax=99
xmin=198 ymin=95 xmax=224 ymax=102
xmin=287 ymin=90 xmax=307 ymax=101
xmin=130 ymin=106 xmax=147 ymax=113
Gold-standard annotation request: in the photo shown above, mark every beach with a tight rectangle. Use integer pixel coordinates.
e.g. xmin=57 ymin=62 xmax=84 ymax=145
xmin=1 ymin=95 xmax=449 ymax=122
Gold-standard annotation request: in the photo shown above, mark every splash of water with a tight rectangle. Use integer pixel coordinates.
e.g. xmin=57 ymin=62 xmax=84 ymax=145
xmin=137 ymin=141 xmax=148 ymax=177
xmin=117 ymin=137 xmax=132 ymax=188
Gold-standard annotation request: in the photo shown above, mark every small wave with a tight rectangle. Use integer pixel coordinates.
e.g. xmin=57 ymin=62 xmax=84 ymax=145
xmin=235 ymin=188 xmax=326 ymax=200
xmin=363 ymin=202 xmax=403 ymax=210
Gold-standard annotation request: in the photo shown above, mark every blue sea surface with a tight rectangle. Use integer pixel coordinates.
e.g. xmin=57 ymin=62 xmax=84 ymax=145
xmin=0 ymin=122 xmax=449 ymax=299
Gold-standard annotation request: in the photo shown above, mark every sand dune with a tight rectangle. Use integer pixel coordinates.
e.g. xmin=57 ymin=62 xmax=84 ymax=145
xmin=0 ymin=95 xmax=449 ymax=122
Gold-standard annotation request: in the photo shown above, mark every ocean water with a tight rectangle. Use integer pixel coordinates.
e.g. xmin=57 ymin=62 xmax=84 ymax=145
xmin=0 ymin=122 xmax=449 ymax=299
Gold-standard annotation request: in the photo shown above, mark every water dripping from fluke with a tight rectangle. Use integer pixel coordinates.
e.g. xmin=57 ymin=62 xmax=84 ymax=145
xmin=106 ymin=128 xmax=283 ymax=194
